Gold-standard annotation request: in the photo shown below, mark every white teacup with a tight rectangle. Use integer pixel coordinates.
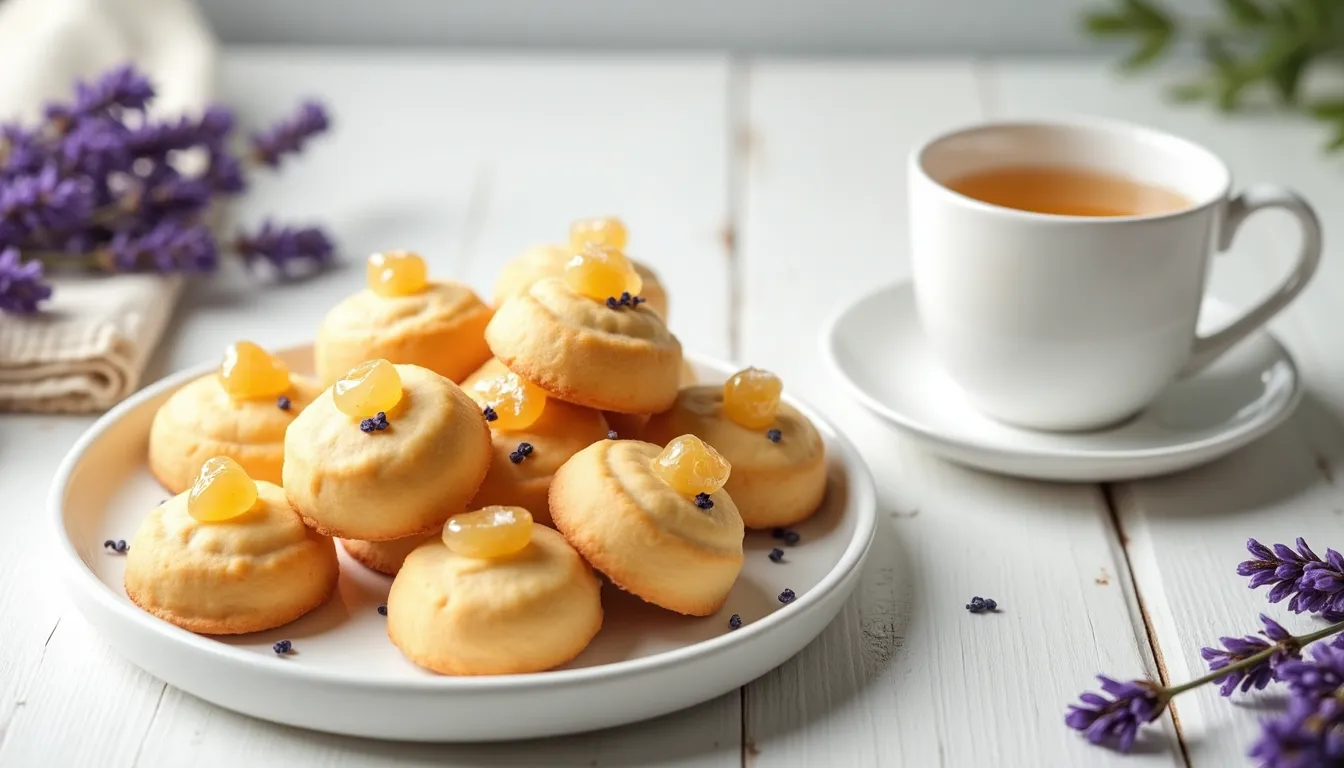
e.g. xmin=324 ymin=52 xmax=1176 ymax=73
xmin=908 ymin=119 xmax=1322 ymax=432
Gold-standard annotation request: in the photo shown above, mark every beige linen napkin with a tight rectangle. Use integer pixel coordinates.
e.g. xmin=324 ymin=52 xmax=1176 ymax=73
xmin=0 ymin=0 xmax=217 ymax=413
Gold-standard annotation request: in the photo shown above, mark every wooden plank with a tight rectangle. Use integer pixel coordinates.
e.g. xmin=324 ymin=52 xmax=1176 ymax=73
xmin=737 ymin=60 xmax=1179 ymax=766
xmin=4 ymin=49 xmax=739 ymax=767
xmin=989 ymin=58 xmax=1344 ymax=766
xmin=0 ymin=418 xmax=98 ymax=761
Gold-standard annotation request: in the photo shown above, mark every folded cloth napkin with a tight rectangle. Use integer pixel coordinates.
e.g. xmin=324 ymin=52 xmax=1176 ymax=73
xmin=0 ymin=0 xmax=217 ymax=413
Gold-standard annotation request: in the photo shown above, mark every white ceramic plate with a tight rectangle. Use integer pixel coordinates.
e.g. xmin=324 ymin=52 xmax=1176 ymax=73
xmin=50 ymin=347 xmax=876 ymax=742
xmin=823 ymin=281 xmax=1302 ymax=482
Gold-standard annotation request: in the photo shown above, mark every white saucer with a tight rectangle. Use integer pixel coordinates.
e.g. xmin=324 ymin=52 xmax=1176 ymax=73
xmin=822 ymin=281 xmax=1302 ymax=482
xmin=49 ymin=346 xmax=876 ymax=742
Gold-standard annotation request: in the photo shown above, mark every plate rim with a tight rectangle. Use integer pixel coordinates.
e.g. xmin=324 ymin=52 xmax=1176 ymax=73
xmin=821 ymin=279 xmax=1303 ymax=465
xmin=49 ymin=347 xmax=878 ymax=693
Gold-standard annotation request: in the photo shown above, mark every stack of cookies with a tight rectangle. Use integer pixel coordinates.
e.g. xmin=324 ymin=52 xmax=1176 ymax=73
xmin=126 ymin=217 xmax=829 ymax=675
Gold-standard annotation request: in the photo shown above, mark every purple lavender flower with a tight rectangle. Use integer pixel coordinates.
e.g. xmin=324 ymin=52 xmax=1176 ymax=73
xmin=108 ymin=220 xmax=217 ymax=273
xmin=197 ymin=106 xmax=236 ymax=143
xmin=1239 ymin=538 xmax=1341 ymax=614
xmin=1248 ymin=694 xmax=1344 ymax=767
xmin=47 ymin=64 xmax=154 ymax=124
xmin=1279 ymin=641 xmax=1344 ymax=700
xmin=1065 ymin=676 xmax=1167 ymax=752
xmin=234 ymin=221 xmax=334 ymax=278
xmin=139 ymin=174 xmax=213 ymax=217
xmin=0 ymin=166 xmax=95 ymax=245
xmin=126 ymin=116 xmax=205 ymax=157
xmin=60 ymin=119 xmax=130 ymax=178
xmin=128 ymin=106 xmax=235 ymax=158
xmin=1242 ymin=537 xmax=1344 ymax=616
xmin=249 ymin=101 xmax=329 ymax=168
xmin=0 ymin=248 xmax=52 ymax=313
xmin=1300 ymin=550 xmax=1344 ymax=615
xmin=1201 ymin=615 xmax=1301 ymax=696
xmin=0 ymin=63 xmax=334 ymax=308
xmin=1 ymin=122 xmax=46 ymax=176
xmin=206 ymin=152 xmax=246 ymax=194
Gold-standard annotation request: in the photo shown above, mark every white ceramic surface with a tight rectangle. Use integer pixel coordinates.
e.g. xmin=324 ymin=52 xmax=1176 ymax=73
xmin=909 ymin=118 xmax=1321 ymax=431
xmin=49 ymin=347 xmax=877 ymax=742
xmin=823 ymin=281 xmax=1302 ymax=482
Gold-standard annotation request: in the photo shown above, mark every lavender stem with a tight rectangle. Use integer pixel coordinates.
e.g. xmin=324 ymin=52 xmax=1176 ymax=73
xmin=1170 ymin=620 xmax=1344 ymax=696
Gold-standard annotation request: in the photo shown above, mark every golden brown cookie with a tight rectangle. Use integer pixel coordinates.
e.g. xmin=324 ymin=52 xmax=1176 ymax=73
xmin=494 ymin=244 xmax=669 ymax=319
xmin=315 ymin=280 xmax=493 ymax=386
xmin=340 ymin=533 xmax=436 ymax=576
xmin=461 ymin=358 xmax=610 ymax=525
xmin=283 ymin=364 xmax=492 ymax=541
xmin=124 ymin=481 xmax=339 ymax=634
xmin=148 ymin=373 xmax=320 ymax=494
xmin=643 ymin=386 xmax=827 ymax=529
xmin=550 ymin=440 xmax=744 ymax=615
xmin=486 ymin=278 xmax=682 ymax=414
xmin=600 ymin=359 xmax=697 ymax=441
xmin=387 ymin=522 xmax=602 ymax=675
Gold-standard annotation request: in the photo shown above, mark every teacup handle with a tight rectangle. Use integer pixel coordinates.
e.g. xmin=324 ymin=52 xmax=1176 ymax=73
xmin=1184 ymin=184 xmax=1322 ymax=374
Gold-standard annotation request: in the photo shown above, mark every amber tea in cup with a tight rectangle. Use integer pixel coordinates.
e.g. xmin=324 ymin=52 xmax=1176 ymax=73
xmin=910 ymin=119 xmax=1322 ymax=430
xmin=944 ymin=164 xmax=1192 ymax=217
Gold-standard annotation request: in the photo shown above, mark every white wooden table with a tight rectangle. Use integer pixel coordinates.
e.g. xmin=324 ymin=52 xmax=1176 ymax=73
xmin=3 ymin=49 xmax=1339 ymax=767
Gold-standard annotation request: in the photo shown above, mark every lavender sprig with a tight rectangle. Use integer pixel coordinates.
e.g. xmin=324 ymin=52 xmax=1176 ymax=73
xmin=1069 ymin=536 xmax=1344 ymax=760
xmin=1201 ymin=615 xmax=1301 ymax=696
xmin=249 ymin=101 xmax=329 ymax=168
xmin=0 ymin=165 xmax=95 ymax=243
xmin=1248 ymin=694 xmax=1344 ymax=767
xmin=1068 ymin=620 xmax=1344 ymax=752
xmin=234 ymin=221 xmax=334 ymax=278
xmin=46 ymin=63 xmax=153 ymax=124
xmin=1278 ymin=640 xmax=1344 ymax=700
xmin=0 ymin=64 xmax=336 ymax=314
xmin=0 ymin=247 xmax=52 ymax=312
xmin=1241 ymin=537 xmax=1344 ymax=616
xmin=1065 ymin=676 xmax=1167 ymax=753
xmin=108 ymin=220 xmax=217 ymax=273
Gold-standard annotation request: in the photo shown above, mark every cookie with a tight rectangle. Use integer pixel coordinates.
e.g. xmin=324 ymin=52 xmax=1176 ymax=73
xmin=643 ymin=386 xmax=827 ymax=529
xmin=549 ymin=440 xmax=744 ymax=615
xmin=339 ymin=533 xmax=436 ymax=576
xmin=494 ymin=243 xmax=669 ymax=319
xmin=283 ymin=364 xmax=492 ymax=541
xmin=460 ymin=358 xmax=610 ymax=525
xmin=387 ymin=519 xmax=602 ymax=675
xmin=316 ymin=270 xmax=493 ymax=386
xmin=601 ymin=359 xmax=697 ymax=441
xmin=486 ymin=277 xmax=682 ymax=414
xmin=149 ymin=371 xmax=320 ymax=494
xmin=124 ymin=480 xmax=339 ymax=634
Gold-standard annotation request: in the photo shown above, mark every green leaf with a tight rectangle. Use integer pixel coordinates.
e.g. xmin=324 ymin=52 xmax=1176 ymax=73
xmin=1287 ymin=0 xmax=1326 ymax=32
xmin=1202 ymin=34 xmax=1238 ymax=73
xmin=1216 ymin=79 xmax=1246 ymax=111
xmin=1270 ymin=51 xmax=1310 ymax=103
xmin=1123 ymin=0 xmax=1175 ymax=30
xmin=1122 ymin=28 xmax=1173 ymax=69
xmin=1324 ymin=127 xmax=1344 ymax=152
xmin=1221 ymin=0 xmax=1268 ymax=26
xmin=1084 ymin=11 xmax=1137 ymax=35
xmin=1309 ymin=99 xmax=1344 ymax=118
xmin=1168 ymin=81 xmax=1212 ymax=102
